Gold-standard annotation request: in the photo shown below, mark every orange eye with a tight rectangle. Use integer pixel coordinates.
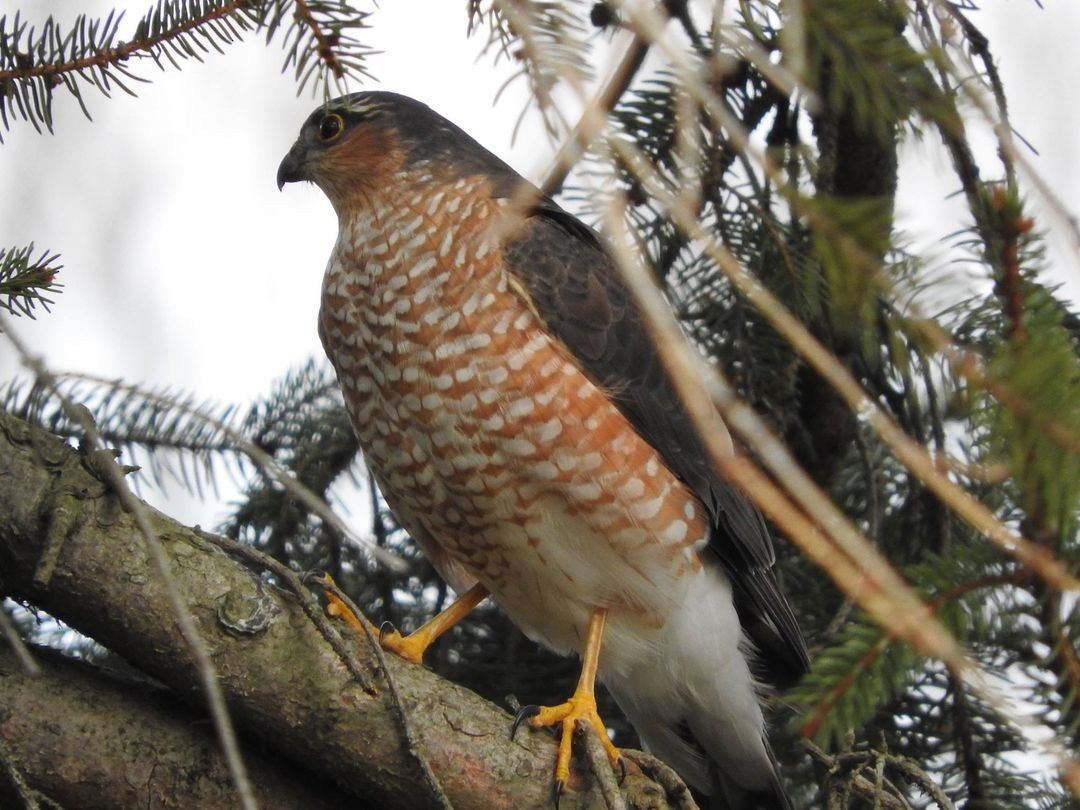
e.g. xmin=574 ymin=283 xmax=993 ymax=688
xmin=317 ymin=113 xmax=344 ymax=142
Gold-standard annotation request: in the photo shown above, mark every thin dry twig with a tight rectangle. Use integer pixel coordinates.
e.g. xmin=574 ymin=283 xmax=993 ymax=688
xmin=577 ymin=718 xmax=627 ymax=810
xmin=539 ymin=30 xmax=650 ymax=198
xmin=0 ymin=607 xmax=40 ymax=676
xmin=316 ymin=576 xmax=453 ymax=810
xmin=52 ymin=372 xmax=406 ymax=574
xmin=193 ymin=528 xmax=377 ymax=695
xmin=928 ymin=0 xmax=1080 ymax=255
xmin=0 ymin=313 xmax=258 ymax=810
xmin=804 ymin=741 xmax=914 ymax=810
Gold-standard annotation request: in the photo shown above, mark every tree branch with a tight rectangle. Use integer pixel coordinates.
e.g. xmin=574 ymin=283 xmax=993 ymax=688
xmin=0 ymin=409 xmax=679 ymax=810
xmin=0 ymin=3 xmax=249 ymax=84
xmin=0 ymin=644 xmax=354 ymax=810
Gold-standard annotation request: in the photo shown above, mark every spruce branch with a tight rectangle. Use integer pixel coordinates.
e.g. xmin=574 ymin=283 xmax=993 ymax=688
xmin=0 ymin=2 xmax=374 ymax=138
xmin=1 ymin=374 xmax=249 ymax=496
xmin=922 ymin=0 xmax=1080 ymax=254
xmin=278 ymin=0 xmax=374 ymax=97
xmin=0 ymin=4 xmax=253 ymax=137
xmin=1 ymin=360 xmax=350 ymax=497
xmin=0 ymin=366 xmax=403 ymax=572
xmin=984 ymin=185 xmax=1035 ymax=343
xmin=1036 ymin=587 xmax=1080 ymax=755
xmin=472 ymin=0 xmax=594 ymax=139
xmin=0 ymin=243 xmax=62 ymax=318
xmin=791 ymin=569 xmax=1031 ymax=748
xmin=803 ymin=0 xmax=935 ymax=144
xmin=947 ymin=672 xmax=987 ymax=808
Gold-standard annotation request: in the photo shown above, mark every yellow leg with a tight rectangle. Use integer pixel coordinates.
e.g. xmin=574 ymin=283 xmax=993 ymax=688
xmin=512 ymin=607 xmax=623 ymax=802
xmin=326 ymin=581 xmax=488 ymax=664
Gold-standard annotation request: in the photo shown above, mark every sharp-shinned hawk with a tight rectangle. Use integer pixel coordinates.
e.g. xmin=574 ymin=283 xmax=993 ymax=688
xmin=277 ymin=91 xmax=809 ymax=809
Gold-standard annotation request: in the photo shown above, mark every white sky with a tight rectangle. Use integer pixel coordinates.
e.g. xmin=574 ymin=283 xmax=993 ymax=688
xmin=1 ymin=0 xmax=1077 ymax=527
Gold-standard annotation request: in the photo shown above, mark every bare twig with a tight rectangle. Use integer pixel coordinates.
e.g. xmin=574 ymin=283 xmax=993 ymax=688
xmin=539 ymin=31 xmax=650 ymax=198
xmin=577 ymin=719 xmax=627 ymax=810
xmin=317 ymin=576 xmax=453 ymax=810
xmin=0 ymin=606 xmax=40 ymax=676
xmin=804 ymin=741 xmax=914 ymax=810
xmin=53 ymin=372 xmax=406 ymax=573
xmin=193 ymin=529 xmax=377 ymax=695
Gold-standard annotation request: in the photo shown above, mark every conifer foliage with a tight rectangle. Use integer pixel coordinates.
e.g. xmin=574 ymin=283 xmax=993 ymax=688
xmin=3 ymin=2 xmax=1079 ymax=808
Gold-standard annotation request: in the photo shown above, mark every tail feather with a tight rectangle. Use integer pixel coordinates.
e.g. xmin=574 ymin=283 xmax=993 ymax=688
xmin=603 ymin=565 xmax=795 ymax=809
xmin=707 ymin=741 xmax=791 ymax=810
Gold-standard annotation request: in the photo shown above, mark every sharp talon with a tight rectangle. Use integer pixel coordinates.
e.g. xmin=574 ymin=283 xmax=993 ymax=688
xmin=378 ymin=620 xmax=396 ymax=643
xmin=511 ymin=705 xmax=540 ymax=740
xmin=551 ymin=778 xmax=564 ymax=809
xmin=616 ymin=755 xmax=627 ymax=784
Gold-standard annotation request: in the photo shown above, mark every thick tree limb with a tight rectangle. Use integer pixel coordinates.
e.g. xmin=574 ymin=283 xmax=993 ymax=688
xmin=0 ymin=645 xmax=354 ymax=810
xmin=0 ymin=410 xmax=677 ymax=810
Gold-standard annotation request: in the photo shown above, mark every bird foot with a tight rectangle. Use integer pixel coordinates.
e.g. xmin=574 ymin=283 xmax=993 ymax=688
xmin=376 ymin=620 xmax=429 ymax=664
xmin=322 ymin=587 xmax=428 ymax=663
xmin=324 ymin=579 xmax=488 ymax=665
xmin=511 ymin=692 xmax=624 ymax=805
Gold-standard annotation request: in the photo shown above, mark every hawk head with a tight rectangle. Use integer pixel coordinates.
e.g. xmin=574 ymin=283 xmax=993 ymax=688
xmin=277 ymin=92 xmax=516 ymax=213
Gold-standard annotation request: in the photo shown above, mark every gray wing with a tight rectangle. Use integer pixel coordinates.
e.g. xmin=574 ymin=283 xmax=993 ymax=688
xmin=500 ymin=197 xmax=810 ymax=686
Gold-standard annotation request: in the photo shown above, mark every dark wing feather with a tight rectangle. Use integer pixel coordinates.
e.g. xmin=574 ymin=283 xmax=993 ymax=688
xmin=500 ymin=196 xmax=810 ymax=686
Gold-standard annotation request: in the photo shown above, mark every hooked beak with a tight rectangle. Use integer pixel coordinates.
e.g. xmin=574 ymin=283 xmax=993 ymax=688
xmin=276 ymin=142 xmax=309 ymax=190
